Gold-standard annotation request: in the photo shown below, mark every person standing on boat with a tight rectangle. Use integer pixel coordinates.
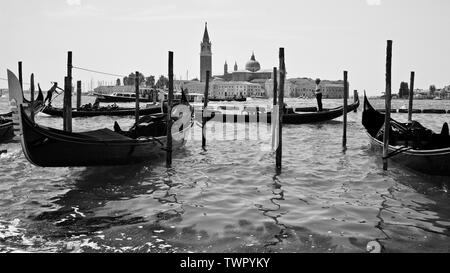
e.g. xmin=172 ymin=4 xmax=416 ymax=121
xmin=315 ymin=78 xmax=323 ymax=112
xmin=44 ymin=82 xmax=62 ymax=107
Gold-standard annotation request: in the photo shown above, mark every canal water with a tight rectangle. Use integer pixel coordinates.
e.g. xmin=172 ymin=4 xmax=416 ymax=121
xmin=1 ymin=94 xmax=449 ymax=253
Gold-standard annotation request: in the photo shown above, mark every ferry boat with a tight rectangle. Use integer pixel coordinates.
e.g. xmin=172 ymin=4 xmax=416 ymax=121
xmin=94 ymin=92 xmax=153 ymax=103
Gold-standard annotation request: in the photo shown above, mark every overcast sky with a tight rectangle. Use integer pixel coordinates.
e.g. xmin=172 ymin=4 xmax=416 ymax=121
xmin=1 ymin=0 xmax=449 ymax=95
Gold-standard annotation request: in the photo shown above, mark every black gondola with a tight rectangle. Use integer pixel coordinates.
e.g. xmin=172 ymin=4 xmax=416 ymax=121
xmin=197 ymin=98 xmax=359 ymax=124
xmin=0 ymin=113 xmax=13 ymax=142
xmin=41 ymin=104 xmax=162 ymax=117
xmin=362 ymin=93 xmax=450 ymax=176
xmin=7 ymin=70 xmax=193 ymax=167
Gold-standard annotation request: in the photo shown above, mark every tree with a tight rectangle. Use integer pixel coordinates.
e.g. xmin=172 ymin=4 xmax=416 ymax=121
xmin=123 ymin=72 xmax=145 ymax=86
xmin=430 ymin=85 xmax=436 ymax=96
xmin=116 ymin=78 xmax=121 ymax=86
xmin=145 ymin=75 xmax=155 ymax=87
xmin=398 ymin=82 xmax=409 ymax=98
xmin=155 ymin=75 xmax=169 ymax=89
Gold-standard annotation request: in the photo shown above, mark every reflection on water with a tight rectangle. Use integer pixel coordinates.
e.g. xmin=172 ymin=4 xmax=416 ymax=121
xmin=1 ymin=96 xmax=450 ymax=252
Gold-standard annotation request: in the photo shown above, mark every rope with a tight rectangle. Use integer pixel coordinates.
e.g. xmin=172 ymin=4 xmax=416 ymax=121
xmin=382 ymin=146 xmax=413 ymax=160
xmin=72 ymin=66 xmax=139 ymax=79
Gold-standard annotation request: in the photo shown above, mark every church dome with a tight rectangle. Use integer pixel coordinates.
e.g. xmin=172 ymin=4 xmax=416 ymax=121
xmin=245 ymin=52 xmax=261 ymax=72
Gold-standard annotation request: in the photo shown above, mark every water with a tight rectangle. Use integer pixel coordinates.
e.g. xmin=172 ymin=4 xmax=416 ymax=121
xmin=1 ymin=94 xmax=449 ymax=253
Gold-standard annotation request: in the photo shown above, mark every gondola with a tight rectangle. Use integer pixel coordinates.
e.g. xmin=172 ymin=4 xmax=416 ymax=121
xmin=7 ymin=70 xmax=193 ymax=167
xmin=41 ymin=104 xmax=162 ymax=117
xmin=362 ymin=94 xmax=450 ymax=176
xmin=196 ymin=98 xmax=359 ymax=124
xmin=0 ymin=113 xmax=13 ymax=142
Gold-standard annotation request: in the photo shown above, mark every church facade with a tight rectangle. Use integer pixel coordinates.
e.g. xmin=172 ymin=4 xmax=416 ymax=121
xmin=214 ymin=52 xmax=273 ymax=83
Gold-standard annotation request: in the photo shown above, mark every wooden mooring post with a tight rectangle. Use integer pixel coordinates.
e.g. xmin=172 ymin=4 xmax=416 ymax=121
xmin=30 ymin=74 xmax=35 ymax=122
xmin=276 ymin=48 xmax=285 ymax=172
xmin=135 ymin=71 xmax=140 ymax=124
xmin=353 ymin=90 xmax=358 ymax=113
xmin=408 ymin=71 xmax=415 ymax=122
xmin=166 ymin=51 xmax=174 ymax=168
xmin=273 ymin=67 xmax=278 ymax=106
xmin=63 ymin=51 xmax=73 ymax=132
xmin=343 ymin=71 xmax=348 ymax=148
xmin=76 ymin=81 xmax=82 ymax=110
xmin=271 ymin=67 xmax=278 ymax=151
xmin=18 ymin=61 xmax=23 ymax=91
xmin=202 ymin=70 xmax=210 ymax=149
xmin=383 ymin=40 xmax=393 ymax=171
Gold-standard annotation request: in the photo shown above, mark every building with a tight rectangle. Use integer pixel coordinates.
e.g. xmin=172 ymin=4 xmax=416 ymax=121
xmin=211 ymin=81 xmax=264 ymax=99
xmin=180 ymin=23 xmax=349 ymax=100
xmin=264 ymin=78 xmax=347 ymax=99
xmin=181 ymin=79 xmax=264 ymax=100
xmin=200 ymin=23 xmax=212 ymax=82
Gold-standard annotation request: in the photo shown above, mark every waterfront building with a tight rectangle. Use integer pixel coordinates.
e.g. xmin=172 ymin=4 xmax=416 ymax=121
xmin=181 ymin=79 xmax=264 ymax=100
xmin=93 ymin=85 xmax=153 ymax=95
xmin=264 ymin=78 xmax=347 ymax=99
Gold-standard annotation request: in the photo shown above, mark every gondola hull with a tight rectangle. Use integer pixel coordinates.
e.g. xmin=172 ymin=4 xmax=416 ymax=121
xmin=208 ymin=98 xmax=247 ymax=102
xmin=195 ymin=99 xmax=359 ymax=124
xmin=362 ymin=94 xmax=450 ymax=176
xmin=41 ymin=105 xmax=161 ymax=117
xmin=0 ymin=121 xmax=14 ymax=142
xmin=0 ymin=112 xmax=14 ymax=142
xmin=367 ymin=133 xmax=450 ymax=176
xmin=19 ymin=106 xmax=191 ymax=167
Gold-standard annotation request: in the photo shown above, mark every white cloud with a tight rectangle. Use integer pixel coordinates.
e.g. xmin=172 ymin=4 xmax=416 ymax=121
xmin=366 ymin=0 xmax=381 ymax=6
xmin=67 ymin=0 xmax=81 ymax=6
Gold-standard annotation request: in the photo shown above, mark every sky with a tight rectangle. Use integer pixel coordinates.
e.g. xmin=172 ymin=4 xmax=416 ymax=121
xmin=0 ymin=0 xmax=449 ymax=95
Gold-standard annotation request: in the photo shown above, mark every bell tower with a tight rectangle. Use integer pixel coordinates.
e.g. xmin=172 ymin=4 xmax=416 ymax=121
xmin=200 ymin=22 xmax=212 ymax=82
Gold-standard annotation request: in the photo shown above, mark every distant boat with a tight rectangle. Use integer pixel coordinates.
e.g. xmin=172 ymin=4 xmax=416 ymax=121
xmin=208 ymin=97 xmax=246 ymax=102
xmin=362 ymin=94 xmax=450 ymax=176
xmin=41 ymin=104 xmax=162 ymax=118
xmin=95 ymin=92 xmax=153 ymax=103
xmin=95 ymin=91 xmax=203 ymax=103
